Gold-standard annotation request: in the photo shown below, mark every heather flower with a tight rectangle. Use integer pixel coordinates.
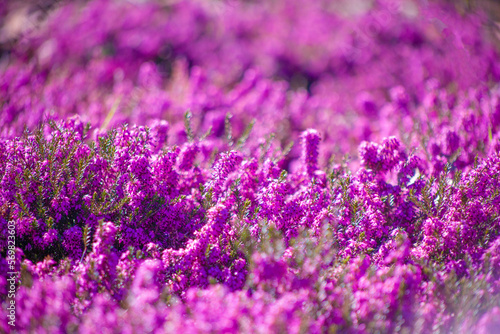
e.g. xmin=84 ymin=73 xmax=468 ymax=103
xmin=178 ymin=142 xmax=200 ymax=171
xmin=389 ymin=86 xmax=409 ymax=112
xmin=42 ymin=229 xmax=58 ymax=246
xmin=359 ymin=137 xmax=404 ymax=174
xmin=205 ymin=151 xmax=243 ymax=200
xmin=300 ymin=129 xmax=321 ymax=178
xmin=476 ymin=307 xmax=500 ymax=334
xmin=16 ymin=277 xmax=77 ymax=333
xmin=356 ymin=92 xmax=378 ymax=117
xmin=62 ymin=226 xmax=84 ymax=260
xmin=252 ymin=253 xmax=288 ymax=285
xmin=130 ymin=259 xmax=164 ymax=304
xmin=1 ymin=0 xmax=500 ymax=331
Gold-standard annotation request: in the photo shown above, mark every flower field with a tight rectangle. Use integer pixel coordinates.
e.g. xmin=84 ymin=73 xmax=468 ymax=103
xmin=1 ymin=0 xmax=500 ymax=332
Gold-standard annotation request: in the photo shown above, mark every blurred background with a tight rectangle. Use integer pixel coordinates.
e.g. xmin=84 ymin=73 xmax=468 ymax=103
xmin=3 ymin=0 xmax=500 ymax=60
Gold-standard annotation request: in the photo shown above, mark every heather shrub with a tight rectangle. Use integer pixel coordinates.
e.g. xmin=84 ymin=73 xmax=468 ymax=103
xmin=2 ymin=0 xmax=500 ymax=332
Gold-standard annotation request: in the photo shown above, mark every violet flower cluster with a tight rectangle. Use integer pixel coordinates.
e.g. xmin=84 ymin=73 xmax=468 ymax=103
xmin=1 ymin=0 xmax=500 ymax=332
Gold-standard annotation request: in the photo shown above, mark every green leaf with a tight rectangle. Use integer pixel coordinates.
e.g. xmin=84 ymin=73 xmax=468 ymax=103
xmin=184 ymin=111 xmax=194 ymax=142
xmin=225 ymin=113 xmax=233 ymax=145
xmin=236 ymin=119 xmax=255 ymax=149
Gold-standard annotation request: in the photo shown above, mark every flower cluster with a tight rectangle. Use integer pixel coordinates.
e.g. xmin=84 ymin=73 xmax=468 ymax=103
xmin=1 ymin=0 xmax=500 ymax=333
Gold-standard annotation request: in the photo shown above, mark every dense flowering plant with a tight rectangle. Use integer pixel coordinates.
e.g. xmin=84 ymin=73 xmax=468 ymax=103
xmin=1 ymin=0 xmax=500 ymax=332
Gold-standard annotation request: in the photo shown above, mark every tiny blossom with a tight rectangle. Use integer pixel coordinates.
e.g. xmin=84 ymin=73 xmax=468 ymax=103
xmin=205 ymin=151 xmax=243 ymax=200
xmin=62 ymin=226 xmax=84 ymax=259
xmin=178 ymin=142 xmax=200 ymax=171
xmin=300 ymin=129 xmax=321 ymax=178
xmin=42 ymin=229 xmax=58 ymax=246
